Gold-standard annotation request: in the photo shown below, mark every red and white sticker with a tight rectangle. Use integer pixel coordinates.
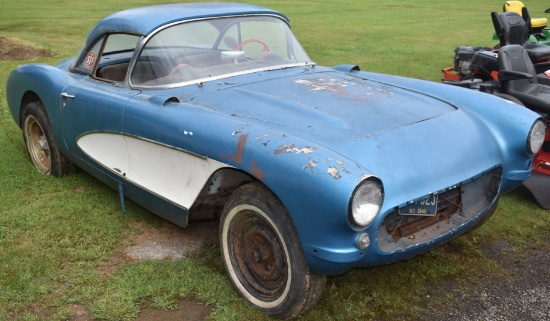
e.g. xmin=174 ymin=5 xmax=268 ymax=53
xmin=85 ymin=51 xmax=96 ymax=67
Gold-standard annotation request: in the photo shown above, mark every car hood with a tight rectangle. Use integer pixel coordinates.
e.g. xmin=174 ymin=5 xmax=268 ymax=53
xmin=189 ymin=71 xmax=457 ymax=141
xmin=187 ymin=70 xmax=500 ymax=203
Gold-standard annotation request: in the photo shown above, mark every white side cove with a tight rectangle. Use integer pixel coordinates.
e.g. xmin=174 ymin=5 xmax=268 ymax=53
xmin=77 ymin=133 xmax=228 ymax=209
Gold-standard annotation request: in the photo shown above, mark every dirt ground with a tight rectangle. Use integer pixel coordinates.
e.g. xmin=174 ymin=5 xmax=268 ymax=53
xmin=0 ymin=37 xmax=53 ymax=61
xmin=4 ymin=37 xmax=549 ymax=321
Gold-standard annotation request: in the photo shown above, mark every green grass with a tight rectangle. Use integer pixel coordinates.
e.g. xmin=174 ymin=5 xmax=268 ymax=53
xmin=1 ymin=0 xmax=550 ymax=320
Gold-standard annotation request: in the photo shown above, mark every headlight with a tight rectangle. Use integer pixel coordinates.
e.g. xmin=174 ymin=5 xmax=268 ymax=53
xmin=527 ymin=119 xmax=546 ymax=156
xmin=349 ymin=178 xmax=384 ymax=228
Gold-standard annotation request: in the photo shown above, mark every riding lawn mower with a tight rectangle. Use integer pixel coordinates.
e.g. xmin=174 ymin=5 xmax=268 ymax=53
xmin=442 ymin=1 xmax=550 ymax=209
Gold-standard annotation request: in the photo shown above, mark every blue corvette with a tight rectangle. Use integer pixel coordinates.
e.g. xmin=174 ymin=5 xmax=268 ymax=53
xmin=6 ymin=2 xmax=546 ymax=319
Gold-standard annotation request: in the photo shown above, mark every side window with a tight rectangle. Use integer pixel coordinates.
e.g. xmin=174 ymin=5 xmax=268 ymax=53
xmin=95 ymin=34 xmax=140 ymax=82
xmin=131 ymin=21 xmax=219 ymax=86
xmin=74 ymin=37 xmax=104 ymax=75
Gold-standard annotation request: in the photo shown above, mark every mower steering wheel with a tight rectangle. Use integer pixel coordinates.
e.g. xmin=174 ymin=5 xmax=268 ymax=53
xmin=234 ymin=39 xmax=270 ymax=53
xmin=546 ymin=8 xmax=550 ymax=13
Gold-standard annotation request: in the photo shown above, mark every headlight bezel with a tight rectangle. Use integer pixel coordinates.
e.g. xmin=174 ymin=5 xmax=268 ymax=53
xmin=526 ymin=119 xmax=546 ymax=156
xmin=348 ymin=177 xmax=384 ymax=230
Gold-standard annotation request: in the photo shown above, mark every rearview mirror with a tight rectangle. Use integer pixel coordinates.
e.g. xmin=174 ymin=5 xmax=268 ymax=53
xmin=221 ymin=51 xmax=246 ymax=64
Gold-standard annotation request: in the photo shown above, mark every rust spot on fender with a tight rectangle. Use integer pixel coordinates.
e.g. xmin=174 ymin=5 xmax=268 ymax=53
xmin=220 ymin=133 xmax=249 ymax=164
xmin=233 ymin=133 xmax=248 ymax=164
xmin=250 ymin=161 xmax=265 ymax=180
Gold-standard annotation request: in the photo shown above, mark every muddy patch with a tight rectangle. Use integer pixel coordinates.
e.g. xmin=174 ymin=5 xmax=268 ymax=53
xmin=89 ymin=221 xmax=219 ymax=321
xmin=0 ymin=36 xmax=53 ymax=61
xmin=126 ymin=221 xmax=219 ymax=261
xmin=97 ymin=221 xmax=219 ymax=276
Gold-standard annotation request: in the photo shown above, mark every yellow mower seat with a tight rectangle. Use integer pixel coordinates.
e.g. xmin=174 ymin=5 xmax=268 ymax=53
xmin=504 ymin=1 xmax=548 ymax=29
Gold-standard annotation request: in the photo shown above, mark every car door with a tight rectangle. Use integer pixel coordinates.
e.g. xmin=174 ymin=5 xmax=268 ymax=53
xmin=60 ymin=80 xmax=139 ymax=174
xmin=60 ymin=33 xmax=141 ymax=176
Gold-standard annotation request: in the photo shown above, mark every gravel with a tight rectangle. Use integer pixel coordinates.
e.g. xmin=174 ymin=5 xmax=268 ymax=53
xmin=421 ymin=240 xmax=550 ymax=321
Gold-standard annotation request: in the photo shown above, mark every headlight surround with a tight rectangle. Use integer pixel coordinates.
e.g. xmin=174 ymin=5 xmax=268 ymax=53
xmin=349 ymin=178 xmax=384 ymax=229
xmin=527 ymin=119 xmax=546 ymax=156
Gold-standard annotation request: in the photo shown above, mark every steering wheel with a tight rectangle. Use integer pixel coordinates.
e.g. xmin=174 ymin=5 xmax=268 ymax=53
xmin=168 ymin=63 xmax=189 ymax=77
xmin=234 ymin=39 xmax=270 ymax=55
xmin=546 ymin=8 xmax=550 ymax=13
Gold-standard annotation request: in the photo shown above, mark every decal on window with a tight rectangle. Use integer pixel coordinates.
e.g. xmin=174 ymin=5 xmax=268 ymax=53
xmin=85 ymin=51 xmax=96 ymax=67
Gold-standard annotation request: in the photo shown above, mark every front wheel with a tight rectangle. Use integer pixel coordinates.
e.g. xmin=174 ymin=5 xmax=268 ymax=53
xmin=22 ymin=101 xmax=72 ymax=176
xmin=220 ymin=183 xmax=326 ymax=319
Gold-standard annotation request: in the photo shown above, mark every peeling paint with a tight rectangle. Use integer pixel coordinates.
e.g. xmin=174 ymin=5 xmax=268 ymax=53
xmin=182 ymin=130 xmax=193 ymax=136
xmin=254 ymin=134 xmax=276 ymax=141
xmin=295 ymin=78 xmax=350 ymax=95
xmin=294 ymin=77 xmax=395 ymax=97
xmin=370 ymin=87 xmax=393 ymax=95
xmin=274 ymin=144 xmax=315 ymax=155
xmin=327 ymin=166 xmax=341 ymax=179
xmin=303 ymin=160 xmax=318 ymax=172
xmin=232 ymin=127 xmax=243 ymax=136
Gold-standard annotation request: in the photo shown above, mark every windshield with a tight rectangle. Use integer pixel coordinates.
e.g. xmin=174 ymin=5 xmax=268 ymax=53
xmin=130 ymin=15 xmax=312 ymax=87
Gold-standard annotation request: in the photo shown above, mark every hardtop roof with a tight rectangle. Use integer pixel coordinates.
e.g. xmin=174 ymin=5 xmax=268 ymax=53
xmin=85 ymin=2 xmax=288 ymax=44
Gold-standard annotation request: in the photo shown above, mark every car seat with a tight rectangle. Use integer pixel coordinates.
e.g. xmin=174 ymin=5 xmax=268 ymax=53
xmin=492 ymin=11 xmax=550 ymax=62
xmin=498 ymin=44 xmax=550 ymax=113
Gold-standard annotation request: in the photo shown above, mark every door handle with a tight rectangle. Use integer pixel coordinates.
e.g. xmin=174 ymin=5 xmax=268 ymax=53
xmin=60 ymin=92 xmax=75 ymax=98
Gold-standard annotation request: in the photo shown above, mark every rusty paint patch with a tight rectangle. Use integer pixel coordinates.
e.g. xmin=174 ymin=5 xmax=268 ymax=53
xmin=274 ymin=144 xmax=315 ymax=155
xmin=249 ymin=161 xmax=265 ymax=180
xmin=327 ymin=166 xmax=341 ymax=179
xmin=233 ymin=133 xmax=248 ymax=164
xmin=221 ymin=133 xmax=249 ymax=164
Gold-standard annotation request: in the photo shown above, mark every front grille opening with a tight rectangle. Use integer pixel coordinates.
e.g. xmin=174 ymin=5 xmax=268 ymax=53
xmin=377 ymin=166 xmax=502 ymax=252
xmin=383 ymin=188 xmax=462 ymax=241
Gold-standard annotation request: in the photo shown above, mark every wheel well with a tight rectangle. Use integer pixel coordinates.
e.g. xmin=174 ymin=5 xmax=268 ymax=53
xmin=19 ymin=91 xmax=41 ymax=127
xmin=188 ymin=168 xmax=257 ymax=222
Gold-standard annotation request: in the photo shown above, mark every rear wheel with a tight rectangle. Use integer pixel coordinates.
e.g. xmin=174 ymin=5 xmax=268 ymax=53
xmin=220 ymin=183 xmax=326 ymax=319
xmin=22 ymin=101 xmax=72 ymax=176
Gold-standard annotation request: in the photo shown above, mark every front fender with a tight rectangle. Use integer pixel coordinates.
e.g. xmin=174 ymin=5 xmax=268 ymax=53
xmin=123 ymin=97 xmax=370 ymax=274
xmin=360 ymin=71 xmax=540 ymax=191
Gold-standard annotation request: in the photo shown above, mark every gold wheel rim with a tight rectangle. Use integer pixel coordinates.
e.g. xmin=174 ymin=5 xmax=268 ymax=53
xmin=25 ymin=115 xmax=51 ymax=173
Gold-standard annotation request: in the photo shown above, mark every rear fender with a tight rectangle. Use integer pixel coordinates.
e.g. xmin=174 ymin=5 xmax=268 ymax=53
xmin=7 ymin=64 xmax=76 ymax=136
